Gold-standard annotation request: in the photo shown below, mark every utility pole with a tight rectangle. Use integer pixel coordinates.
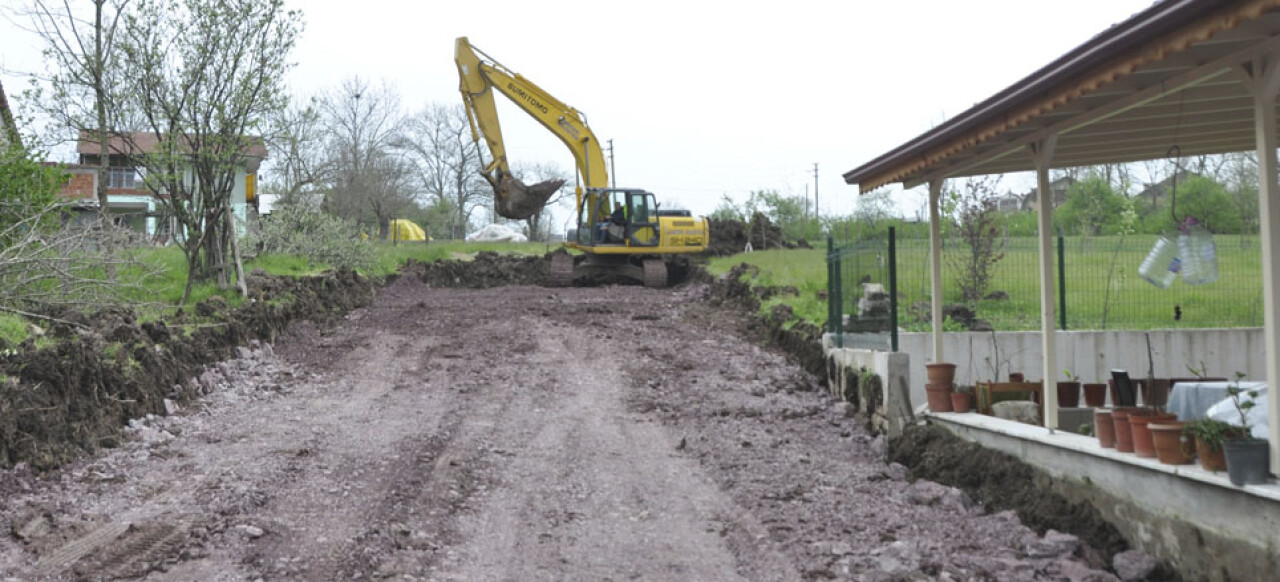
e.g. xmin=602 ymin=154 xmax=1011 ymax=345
xmin=608 ymin=139 xmax=616 ymax=189
xmin=813 ymin=163 xmax=820 ymax=217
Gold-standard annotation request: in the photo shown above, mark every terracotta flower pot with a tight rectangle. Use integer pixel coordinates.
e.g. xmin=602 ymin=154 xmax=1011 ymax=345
xmin=926 ymin=363 xmax=957 ymax=387
xmin=926 ymin=383 xmax=953 ymax=412
xmin=1130 ymin=412 xmax=1177 ymax=458
xmin=1095 ymin=409 xmax=1116 ymax=448
xmin=1112 ymin=408 xmax=1147 ymax=453
xmin=1083 ymin=383 xmax=1107 ymax=407
xmin=1009 ymin=372 xmax=1025 ymax=383
xmin=1196 ymin=437 xmax=1227 ymax=472
xmin=950 ymin=391 xmax=972 ymax=413
xmin=1150 ymin=422 xmax=1194 ymax=465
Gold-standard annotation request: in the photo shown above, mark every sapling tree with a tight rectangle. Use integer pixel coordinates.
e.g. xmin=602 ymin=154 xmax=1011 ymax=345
xmin=945 ymin=176 xmax=1006 ymax=302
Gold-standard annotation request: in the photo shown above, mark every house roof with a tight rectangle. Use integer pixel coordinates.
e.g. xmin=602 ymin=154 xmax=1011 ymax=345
xmin=844 ymin=0 xmax=1280 ymax=192
xmin=77 ymin=131 xmax=268 ymax=160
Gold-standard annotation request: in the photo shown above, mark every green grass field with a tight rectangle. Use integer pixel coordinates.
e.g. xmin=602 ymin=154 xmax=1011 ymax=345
xmin=711 ymin=234 xmax=1265 ymax=332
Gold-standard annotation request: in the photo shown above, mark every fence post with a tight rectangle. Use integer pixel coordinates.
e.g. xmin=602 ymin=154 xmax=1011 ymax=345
xmin=1058 ymin=234 xmax=1067 ymax=330
xmin=827 ymin=236 xmax=837 ymax=341
xmin=889 ymin=226 xmax=899 ymax=352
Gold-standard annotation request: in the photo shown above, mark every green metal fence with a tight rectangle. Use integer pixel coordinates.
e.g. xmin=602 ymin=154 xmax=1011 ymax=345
xmin=828 ymin=230 xmax=1265 ymax=342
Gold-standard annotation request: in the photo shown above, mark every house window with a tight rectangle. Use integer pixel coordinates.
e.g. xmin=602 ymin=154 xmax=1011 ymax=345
xmin=108 ymin=167 xmax=138 ymax=189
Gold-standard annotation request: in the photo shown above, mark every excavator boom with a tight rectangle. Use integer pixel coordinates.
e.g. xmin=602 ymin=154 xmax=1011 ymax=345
xmin=455 ymin=37 xmax=607 ymax=219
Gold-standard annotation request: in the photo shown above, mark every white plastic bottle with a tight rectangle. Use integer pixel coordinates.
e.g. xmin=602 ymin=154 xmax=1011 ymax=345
xmin=1178 ymin=224 xmax=1218 ymax=285
xmin=1138 ymin=235 xmax=1179 ymax=288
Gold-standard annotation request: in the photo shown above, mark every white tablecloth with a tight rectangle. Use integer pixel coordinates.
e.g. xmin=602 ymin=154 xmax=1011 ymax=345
xmin=1170 ymin=381 xmax=1269 ymax=439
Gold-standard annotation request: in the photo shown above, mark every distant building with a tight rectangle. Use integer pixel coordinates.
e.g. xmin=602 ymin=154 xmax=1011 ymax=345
xmin=58 ymin=131 xmax=265 ymax=240
xmin=1025 ymin=176 xmax=1078 ymax=211
xmin=1134 ymin=169 xmax=1204 ymax=210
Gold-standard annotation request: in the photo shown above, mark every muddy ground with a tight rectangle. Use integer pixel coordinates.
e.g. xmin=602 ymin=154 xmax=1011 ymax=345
xmin=0 ymin=254 xmax=1151 ymax=580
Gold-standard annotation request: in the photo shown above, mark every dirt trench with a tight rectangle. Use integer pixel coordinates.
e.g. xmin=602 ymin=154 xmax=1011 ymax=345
xmin=0 ymin=255 xmax=1142 ymax=580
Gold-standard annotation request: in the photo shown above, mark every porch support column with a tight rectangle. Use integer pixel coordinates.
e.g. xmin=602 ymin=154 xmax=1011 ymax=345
xmin=1241 ymin=52 xmax=1280 ymax=473
xmin=1030 ymin=137 xmax=1059 ymax=430
xmin=929 ymin=179 xmax=945 ymax=364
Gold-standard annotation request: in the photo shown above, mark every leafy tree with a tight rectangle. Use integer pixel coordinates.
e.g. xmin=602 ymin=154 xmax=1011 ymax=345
xmin=1056 ymin=173 xmax=1130 ymax=236
xmin=1172 ymin=175 xmax=1243 ymax=233
xmin=709 ymin=194 xmax=744 ymax=222
xmin=114 ymin=0 xmax=301 ymax=303
xmin=261 ymin=95 xmax=327 ymax=208
xmin=0 ymin=144 xmax=62 ymax=241
xmin=943 ymin=176 xmax=1006 ymax=302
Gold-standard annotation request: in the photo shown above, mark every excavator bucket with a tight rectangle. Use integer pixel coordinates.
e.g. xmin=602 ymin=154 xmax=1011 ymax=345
xmin=488 ymin=173 xmax=565 ymax=220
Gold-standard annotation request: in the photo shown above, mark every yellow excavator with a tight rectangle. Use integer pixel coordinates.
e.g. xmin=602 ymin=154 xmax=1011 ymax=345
xmin=455 ymin=37 xmax=709 ymax=288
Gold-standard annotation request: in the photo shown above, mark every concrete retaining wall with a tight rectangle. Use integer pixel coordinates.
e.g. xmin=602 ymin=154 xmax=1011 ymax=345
xmin=896 ymin=328 xmax=1265 ymax=413
xmin=821 ymin=336 xmax=911 ymax=437
xmin=930 ymin=413 xmax=1280 ymax=581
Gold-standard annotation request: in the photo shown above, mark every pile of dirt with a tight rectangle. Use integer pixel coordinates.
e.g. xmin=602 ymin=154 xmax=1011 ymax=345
xmin=889 ymin=424 xmax=1180 ymax=580
xmin=707 ymin=214 xmax=811 ymax=257
xmin=402 ymin=252 xmax=549 ymax=288
xmin=0 ymin=268 xmax=374 ymax=469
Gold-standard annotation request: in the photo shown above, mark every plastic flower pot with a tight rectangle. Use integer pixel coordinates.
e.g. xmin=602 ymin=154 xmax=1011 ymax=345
xmin=1223 ymin=439 xmax=1271 ymax=486
xmin=1149 ymin=422 xmax=1194 ymax=465
xmin=1057 ymin=381 xmax=1081 ymax=408
xmin=1094 ymin=409 xmax=1115 ymax=448
xmin=1083 ymin=383 xmax=1107 ymax=407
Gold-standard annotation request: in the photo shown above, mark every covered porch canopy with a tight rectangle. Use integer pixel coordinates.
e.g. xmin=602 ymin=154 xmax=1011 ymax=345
xmin=843 ymin=0 xmax=1280 ymax=469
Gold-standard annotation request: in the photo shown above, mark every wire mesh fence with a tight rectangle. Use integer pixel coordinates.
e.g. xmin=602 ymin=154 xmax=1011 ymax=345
xmin=829 ymin=229 xmax=1264 ymax=337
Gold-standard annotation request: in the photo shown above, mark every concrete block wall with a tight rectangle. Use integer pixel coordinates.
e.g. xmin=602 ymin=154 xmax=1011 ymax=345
xmin=822 ymin=335 xmax=911 ymax=437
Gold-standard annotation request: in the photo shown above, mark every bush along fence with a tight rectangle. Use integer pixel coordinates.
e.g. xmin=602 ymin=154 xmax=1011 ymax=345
xmin=827 ymin=230 xmax=1264 ymax=339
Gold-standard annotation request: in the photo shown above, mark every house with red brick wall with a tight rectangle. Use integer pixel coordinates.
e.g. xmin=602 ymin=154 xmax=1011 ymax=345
xmin=59 ymin=131 xmax=266 ymax=239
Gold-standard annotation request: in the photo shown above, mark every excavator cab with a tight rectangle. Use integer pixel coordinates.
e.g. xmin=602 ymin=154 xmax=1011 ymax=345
xmin=577 ymin=188 xmax=659 ymax=248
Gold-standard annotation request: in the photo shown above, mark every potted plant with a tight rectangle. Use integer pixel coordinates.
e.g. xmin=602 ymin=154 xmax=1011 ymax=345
xmin=1057 ymin=369 xmax=1081 ymax=408
xmin=950 ymin=385 xmax=974 ymax=413
xmin=1221 ymin=373 xmax=1270 ymax=486
xmin=1184 ymin=418 xmax=1237 ymax=472
xmin=1149 ymin=420 xmax=1194 ymax=465
xmin=1083 ymin=380 xmax=1107 ymax=408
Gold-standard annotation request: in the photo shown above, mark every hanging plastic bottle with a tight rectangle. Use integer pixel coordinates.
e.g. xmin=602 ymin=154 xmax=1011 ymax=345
xmin=1178 ymin=219 xmax=1218 ymax=285
xmin=1138 ymin=234 xmax=1180 ymax=288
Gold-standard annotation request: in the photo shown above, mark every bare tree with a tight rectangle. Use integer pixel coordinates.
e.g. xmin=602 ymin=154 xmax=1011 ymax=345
xmin=319 ymin=77 xmax=415 ymax=239
xmin=261 ymin=95 xmax=327 ymax=208
xmin=0 ymin=80 xmax=19 ymax=148
xmin=20 ymin=0 xmax=130 ymax=224
xmin=115 ymin=0 xmax=301 ymax=303
xmin=398 ymin=103 xmax=489 ymax=239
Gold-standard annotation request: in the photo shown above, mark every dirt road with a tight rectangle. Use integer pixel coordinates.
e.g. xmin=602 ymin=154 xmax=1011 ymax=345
xmin=1 ymin=276 xmax=1119 ymax=580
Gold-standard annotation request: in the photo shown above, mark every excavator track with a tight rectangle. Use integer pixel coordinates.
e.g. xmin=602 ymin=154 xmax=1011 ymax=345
xmin=642 ymin=258 xmax=667 ymax=288
xmin=550 ymin=252 xmax=575 ymax=287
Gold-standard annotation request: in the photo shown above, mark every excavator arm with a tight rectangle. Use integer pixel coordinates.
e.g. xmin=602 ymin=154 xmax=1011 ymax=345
xmin=455 ymin=37 xmax=609 ymax=219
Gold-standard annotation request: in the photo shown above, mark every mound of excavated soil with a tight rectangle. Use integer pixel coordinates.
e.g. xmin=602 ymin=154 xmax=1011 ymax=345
xmin=0 ymin=268 xmax=374 ymax=469
xmin=708 ymin=263 xmax=826 ymax=381
xmin=889 ymin=424 xmax=1165 ymax=576
xmin=402 ymin=252 xmax=549 ymax=288
xmin=707 ymin=214 xmax=811 ymax=257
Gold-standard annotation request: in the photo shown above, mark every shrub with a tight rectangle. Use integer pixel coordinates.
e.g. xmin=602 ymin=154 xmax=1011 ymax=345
xmin=248 ymin=204 xmax=376 ymax=273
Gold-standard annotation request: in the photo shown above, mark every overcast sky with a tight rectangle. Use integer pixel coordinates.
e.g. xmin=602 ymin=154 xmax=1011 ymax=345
xmin=1 ymin=0 xmax=1158 ymax=225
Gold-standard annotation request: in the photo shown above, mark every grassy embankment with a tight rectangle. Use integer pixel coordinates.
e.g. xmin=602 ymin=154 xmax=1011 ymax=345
xmin=0 ymin=241 xmax=560 ymax=348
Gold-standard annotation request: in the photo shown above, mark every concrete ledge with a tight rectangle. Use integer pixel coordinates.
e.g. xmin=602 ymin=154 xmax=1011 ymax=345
xmin=927 ymin=411 xmax=1280 ymax=580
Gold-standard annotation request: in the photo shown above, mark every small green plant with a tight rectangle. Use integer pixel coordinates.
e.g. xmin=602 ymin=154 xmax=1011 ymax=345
xmin=1078 ymin=423 xmax=1094 ymax=437
xmin=1062 ymin=368 xmax=1080 ymax=383
xmin=955 ymin=384 xmax=974 ymax=395
xmin=1183 ymin=418 xmax=1238 ymax=452
xmin=1225 ymin=371 xmax=1260 ymax=438
xmin=1185 ymin=361 xmax=1210 ymax=379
